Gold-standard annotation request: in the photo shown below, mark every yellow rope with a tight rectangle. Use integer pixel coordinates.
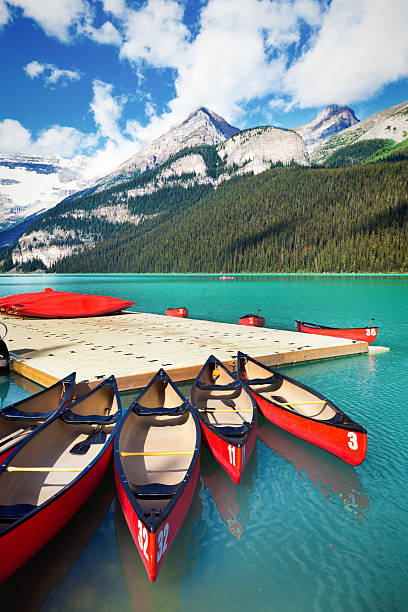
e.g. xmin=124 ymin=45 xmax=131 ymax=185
xmin=7 ymin=467 xmax=82 ymax=472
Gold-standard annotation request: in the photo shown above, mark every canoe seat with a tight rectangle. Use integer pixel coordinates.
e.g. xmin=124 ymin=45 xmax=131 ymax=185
xmin=196 ymin=381 xmax=240 ymax=391
xmin=215 ymin=424 xmax=248 ymax=437
xmin=245 ymin=375 xmax=281 ymax=387
xmin=1 ymin=407 xmax=52 ymax=420
xmin=0 ymin=503 xmax=37 ymax=524
xmin=132 ymin=402 xmax=188 ymax=417
xmin=62 ymin=410 xmax=117 ymax=425
xmin=130 ymin=482 xmax=179 ymax=499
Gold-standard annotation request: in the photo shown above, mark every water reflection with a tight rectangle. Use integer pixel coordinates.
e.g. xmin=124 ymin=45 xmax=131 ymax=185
xmin=115 ymin=484 xmax=202 ymax=612
xmin=0 ymin=371 xmax=10 ymax=409
xmin=0 ymin=468 xmax=115 ymax=610
xmin=257 ymin=415 xmax=369 ymax=518
xmin=200 ymin=446 xmax=257 ymax=540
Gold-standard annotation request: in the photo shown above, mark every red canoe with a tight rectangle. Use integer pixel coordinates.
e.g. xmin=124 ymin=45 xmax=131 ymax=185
xmin=239 ymin=312 xmax=265 ymax=327
xmin=114 ymin=369 xmax=200 ymax=582
xmin=295 ymin=320 xmax=378 ymax=343
xmin=0 ymin=288 xmax=134 ymax=318
xmin=190 ymin=356 xmax=257 ymax=484
xmin=0 ymin=376 xmax=120 ymax=583
xmin=236 ymin=352 xmax=367 ymax=465
xmin=165 ymin=307 xmax=188 ymax=318
xmin=0 ymin=373 xmax=76 ymax=464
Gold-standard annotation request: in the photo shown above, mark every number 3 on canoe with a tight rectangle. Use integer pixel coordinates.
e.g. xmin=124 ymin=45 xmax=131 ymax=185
xmin=347 ymin=432 xmax=358 ymax=450
xmin=138 ymin=520 xmax=149 ymax=560
xmin=157 ymin=523 xmax=169 ymax=563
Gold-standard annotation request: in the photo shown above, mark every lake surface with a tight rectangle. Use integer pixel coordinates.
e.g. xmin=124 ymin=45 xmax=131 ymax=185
xmin=0 ymin=274 xmax=407 ymax=611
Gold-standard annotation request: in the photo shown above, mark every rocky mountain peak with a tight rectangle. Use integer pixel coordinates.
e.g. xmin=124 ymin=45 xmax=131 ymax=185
xmin=95 ymin=106 xmax=240 ymax=190
xmin=294 ymin=105 xmax=359 ymax=153
xmin=182 ymin=106 xmax=240 ymax=139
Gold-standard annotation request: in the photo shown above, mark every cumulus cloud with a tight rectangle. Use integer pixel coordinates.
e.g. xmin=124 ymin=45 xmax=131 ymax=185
xmin=0 ymin=118 xmax=97 ymax=158
xmin=0 ymin=0 xmax=10 ymax=27
xmin=120 ymin=0 xmax=190 ymax=69
xmin=286 ymin=0 xmax=408 ymax=106
xmin=114 ymin=0 xmax=324 ymax=144
xmin=84 ymin=79 xmax=142 ymax=177
xmin=6 ymin=0 xmax=87 ymax=42
xmin=77 ymin=19 xmax=122 ymax=45
xmin=101 ymin=0 xmax=126 ymax=17
xmin=24 ymin=60 xmax=81 ymax=86
xmin=0 ymin=119 xmax=32 ymax=153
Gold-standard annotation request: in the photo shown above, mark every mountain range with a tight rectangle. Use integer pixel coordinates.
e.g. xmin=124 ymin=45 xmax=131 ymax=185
xmin=0 ymin=98 xmax=407 ymax=272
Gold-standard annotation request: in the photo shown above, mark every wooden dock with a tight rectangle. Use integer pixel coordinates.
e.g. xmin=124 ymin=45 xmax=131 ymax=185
xmin=4 ymin=312 xmax=370 ymax=393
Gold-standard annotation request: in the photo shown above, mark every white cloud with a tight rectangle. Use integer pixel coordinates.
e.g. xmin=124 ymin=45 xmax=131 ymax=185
xmin=0 ymin=0 xmax=10 ymax=27
xmin=286 ymin=0 xmax=408 ymax=106
xmin=24 ymin=60 xmax=46 ymax=78
xmin=90 ymin=80 xmax=126 ymax=143
xmin=0 ymin=118 xmax=97 ymax=158
xmin=7 ymin=0 xmax=87 ymax=42
xmin=24 ymin=60 xmax=81 ymax=86
xmin=0 ymin=119 xmax=32 ymax=153
xmin=119 ymin=0 xmax=323 ymax=142
xmin=77 ymin=19 xmax=122 ymax=45
xmin=120 ymin=0 xmax=190 ymax=69
xmin=34 ymin=126 xmax=97 ymax=157
xmin=101 ymin=0 xmax=126 ymax=17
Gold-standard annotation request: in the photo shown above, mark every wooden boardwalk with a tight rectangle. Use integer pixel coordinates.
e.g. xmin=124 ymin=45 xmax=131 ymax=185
xmin=4 ymin=311 xmax=369 ymax=393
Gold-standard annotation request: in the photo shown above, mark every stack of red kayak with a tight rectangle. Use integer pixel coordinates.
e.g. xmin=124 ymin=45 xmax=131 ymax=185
xmin=0 ymin=289 xmax=134 ymax=318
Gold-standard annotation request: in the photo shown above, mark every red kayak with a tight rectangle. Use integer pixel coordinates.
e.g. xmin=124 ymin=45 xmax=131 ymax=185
xmin=0 ymin=289 xmax=134 ymax=318
xmin=165 ymin=307 xmax=188 ymax=318
xmin=295 ymin=319 xmax=378 ymax=343
xmin=114 ymin=369 xmax=200 ymax=582
xmin=236 ymin=352 xmax=367 ymax=465
xmin=239 ymin=311 xmax=265 ymax=327
xmin=0 ymin=376 xmax=120 ymax=583
xmin=0 ymin=373 xmax=76 ymax=464
xmin=190 ymin=356 xmax=257 ymax=484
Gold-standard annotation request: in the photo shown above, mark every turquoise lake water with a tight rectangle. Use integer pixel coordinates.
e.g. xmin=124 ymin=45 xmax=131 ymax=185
xmin=0 ymin=273 xmax=407 ymax=611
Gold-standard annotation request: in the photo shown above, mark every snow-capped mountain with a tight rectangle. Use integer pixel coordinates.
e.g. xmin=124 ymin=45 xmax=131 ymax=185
xmin=0 ymin=154 xmax=93 ymax=230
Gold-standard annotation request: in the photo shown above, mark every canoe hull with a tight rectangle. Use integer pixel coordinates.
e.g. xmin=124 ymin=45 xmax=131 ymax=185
xmin=0 ymin=290 xmax=134 ymax=318
xmin=239 ymin=316 xmax=265 ymax=327
xmin=165 ymin=307 xmax=188 ymax=318
xmin=295 ymin=321 xmax=378 ymax=344
xmin=115 ymin=453 xmax=200 ymax=582
xmin=199 ymin=417 xmax=257 ymax=484
xmin=0 ymin=441 xmax=113 ymax=584
xmin=253 ymin=392 xmax=366 ymax=465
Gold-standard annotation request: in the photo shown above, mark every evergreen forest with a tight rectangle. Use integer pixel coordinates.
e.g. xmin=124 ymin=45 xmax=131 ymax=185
xmin=52 ymin=160 xmax=408 ymax=274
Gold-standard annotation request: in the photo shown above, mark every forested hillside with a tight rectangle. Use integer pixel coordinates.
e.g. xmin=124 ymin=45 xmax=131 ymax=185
xmin=53 ymin=160 xmax=408 ymax=274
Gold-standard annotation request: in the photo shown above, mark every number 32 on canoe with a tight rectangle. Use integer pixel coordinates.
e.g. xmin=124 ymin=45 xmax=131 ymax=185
xmin=228 ymin=444 xmax=246 ymax=468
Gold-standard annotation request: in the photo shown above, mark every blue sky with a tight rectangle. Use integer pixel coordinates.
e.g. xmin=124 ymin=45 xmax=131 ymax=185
xmin=0 ymin=0 xmax=407 ymax=177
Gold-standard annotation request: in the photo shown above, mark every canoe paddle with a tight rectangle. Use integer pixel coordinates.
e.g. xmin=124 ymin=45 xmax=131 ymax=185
xmin=70 ymin=425 xmax=106 ymax=455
